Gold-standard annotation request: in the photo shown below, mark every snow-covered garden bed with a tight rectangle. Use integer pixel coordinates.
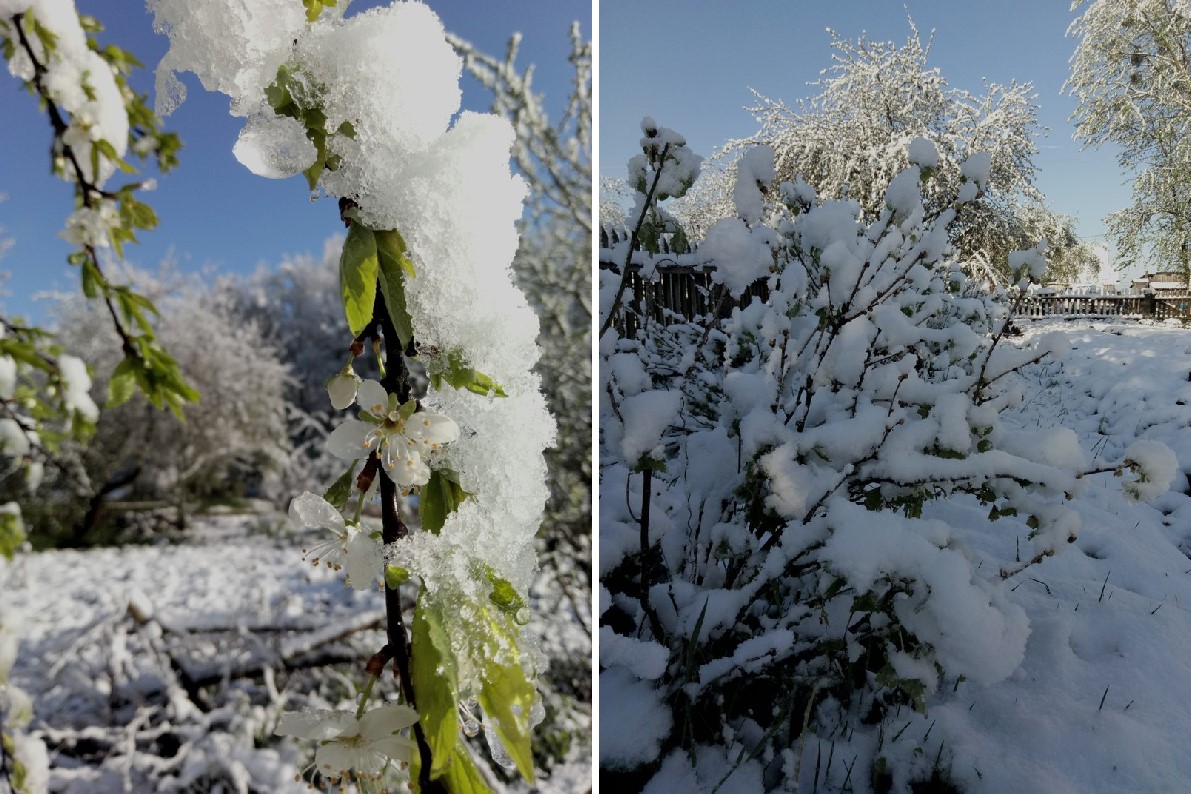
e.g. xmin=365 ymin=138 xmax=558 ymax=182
xmin=0 ymin=517 xmax=590 ymax=792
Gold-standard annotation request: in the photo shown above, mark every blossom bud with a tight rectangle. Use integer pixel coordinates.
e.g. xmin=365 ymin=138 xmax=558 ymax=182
xmin=326 ymin=367 xmax=362 ymax=410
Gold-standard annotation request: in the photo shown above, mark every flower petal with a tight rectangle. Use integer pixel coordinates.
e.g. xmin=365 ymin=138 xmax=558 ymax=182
xmin=358 ymin=703 xmax=420 ymax=739
xmin=327 ymin=418 xmax=374 ymax=460
xmin=275 ymin=709 xmax=356 ymax=740
xmin=288 ymin=491 xmax=347 ymax=533
xmin=344 ymin=529 xmax=383 ymax=591
xmin=368 ymin=734 xmax=417 ymax=763
xmin=315 ymin=741 xmax=385 ymax=779
xmin=415 ymin=413 xmax=460 ymax=444
xmin=388 ymin=448 xmax=429 ymax=487
xmin=356 ymin=380 xmax=389 ymax=416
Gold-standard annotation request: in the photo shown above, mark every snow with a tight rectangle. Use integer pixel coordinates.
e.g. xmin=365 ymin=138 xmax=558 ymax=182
xmin=793 ymin=318 xmax=1191 ymax=791
xmin=599 ymin=666 xmax=671 ymax=769
xmin=700 ymin=217 xmax=773 ymax=297
xmin=0 ymin=513 xmax=590 ymax=792
xmin=1123 ymin=438 xmax=1179 ymax=501
xmin=732 ymin=145 xmax=776 ymax=224
xmin=618 ymin=389 xmax=682 ymax=464
xmin=598 ymin=626 xmax=667 ymax=680
xmin=55 ymin=354 xmax=97 ymax=422
xmin=960 ymin=150 xmax=993 ymax=190
xmin=11 ymin=0 xmax=129 ymax=185
xmin=149 ymin=0 xmax=306 ymax=117
xmin=0 ymin=355 xmax=14 ymax=399
xmin=907 ymin=136 xmax=938 ymax=169
xmin=150 ymin=1 xmax=554 ymax=717
xmin=885 ymin=167 xmax=922 ymax=218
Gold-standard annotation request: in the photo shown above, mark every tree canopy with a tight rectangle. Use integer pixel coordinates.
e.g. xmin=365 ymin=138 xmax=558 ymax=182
xmin=1066 ymin=0 xmax=1191 ymax=276
xmin=674 ymin=20 xmax=1099 ymax=285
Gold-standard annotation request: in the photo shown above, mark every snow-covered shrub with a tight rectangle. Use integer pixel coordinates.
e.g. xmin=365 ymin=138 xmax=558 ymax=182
xmin=599 ymin=126 xmax=1172 ymax=789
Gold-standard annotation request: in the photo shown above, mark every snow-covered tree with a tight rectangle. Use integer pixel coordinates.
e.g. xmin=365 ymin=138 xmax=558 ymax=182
xmin=36 ymin=263 xmax=291 ymax=539
xmin=599 ymin=124 xmax=1175 ymax=790
xmin=674 ymin=21 xmax=1096 ymax=286
xmin=0 ymin=2 xmax=189 ymax=788
xmin=1066 ymin=0 xmax=1191 ymax=276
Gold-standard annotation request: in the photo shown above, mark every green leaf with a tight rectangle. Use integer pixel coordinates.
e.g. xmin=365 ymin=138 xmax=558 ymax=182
xmin=477 ymin=654 xmax=536 ymax=782
xmin=96 ymin=138 xmax=136 ymax=174
xmin=420 ymin=468 xmax=471 ymax=534
xmin=375 ymin=229 xmax=415 ymax=349
xmin=0 ymin=507 xmax=25 ymax=562
xmin=410 ymin=597 xmax=460 ymax=779
xmin=303 ymin=127 xmax=326 ymax=191
xmin=339 ymin=224 xmax=378 ymax=336
xmin=264 ymin=65 xmax=293 ymax=111
xmin=106 ymin=357 xmax=138 ymax=408
xmin=384 ymin=565 xmax=410 ymax=589
xmin=302 ymin=0 xmax=337 ymax=23
xmin=482 ymin=563 xmax=526 ymax=617
xmin=441 ymin=746 xmax=493 ymax=794
xmin=684 ymin=597 xmax=709 ymax=679
xmin=80 ymin=258 xmax=102 ymax=298
xmin=323 ymin=462 xmax=357 ymax=510
xmin=429 ymin=349 xmax=508 ymax=398
xmin=396 ymin=400 xmax=417 ymax=423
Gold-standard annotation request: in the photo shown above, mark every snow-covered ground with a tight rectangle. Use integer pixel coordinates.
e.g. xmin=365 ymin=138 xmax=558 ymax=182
xmin=0 ymin=516 xmax=591 ymax=792
xmin=785 ymin=318 xmax=1191 ymax=793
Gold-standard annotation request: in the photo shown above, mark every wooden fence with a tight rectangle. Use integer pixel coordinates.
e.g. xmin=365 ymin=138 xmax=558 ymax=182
xmin=1015 ymin=292 xmax=1191 ymax=321
xmin=601 ymin=224 xmax=1191 ymax=329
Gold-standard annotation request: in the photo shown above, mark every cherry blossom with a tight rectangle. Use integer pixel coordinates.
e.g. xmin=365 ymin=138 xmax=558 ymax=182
xmin=274 ymin=702 xmax=418 ymax=784
xmin=288 ymin=491 xmax=382 ymax=591
xmin=326 ymin=379 xmax=459 ymax=487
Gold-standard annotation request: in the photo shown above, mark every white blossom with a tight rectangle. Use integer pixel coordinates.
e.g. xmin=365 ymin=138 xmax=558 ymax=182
xmin=275 ymin=703 xmax=418 ymax=783
xmin=326 ymin=380 xmax=459 ymax=487
xmin=288 ymin=491 xmax=382 ymax=591
xmin=57 ymin=354 xmax=97 ymax=422
xmin=59 ymin=202 xmax=118 ymax=249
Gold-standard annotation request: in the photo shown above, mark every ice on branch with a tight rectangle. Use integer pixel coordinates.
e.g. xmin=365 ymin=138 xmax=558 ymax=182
xmin=288 ymin=491 xmax=382 ymax=591
xmin=148 ymin=0 xmax=306 ymax=117
xmin=232 ymin=114 xmax=316 ymax=179
xmin=274 ymin=703 xmax=418 ymax=784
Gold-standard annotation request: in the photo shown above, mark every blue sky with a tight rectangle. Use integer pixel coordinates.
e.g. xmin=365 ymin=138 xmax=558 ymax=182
xmin=600 ymin=0 xmax=1136 ymax=281
xmin=1 ymin=0 xmax=588 ymax=320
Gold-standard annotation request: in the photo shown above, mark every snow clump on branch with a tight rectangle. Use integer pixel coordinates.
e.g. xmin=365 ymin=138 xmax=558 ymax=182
xmin=150 ymin=0 xmax=553 ymax=691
